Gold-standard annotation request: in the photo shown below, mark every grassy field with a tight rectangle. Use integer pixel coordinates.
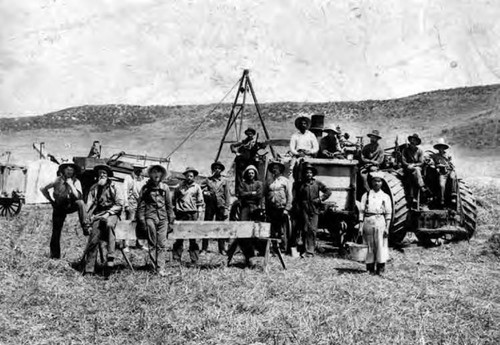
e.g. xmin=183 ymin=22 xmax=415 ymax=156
xmin=0 ymin=181 xmax=499 ymax=345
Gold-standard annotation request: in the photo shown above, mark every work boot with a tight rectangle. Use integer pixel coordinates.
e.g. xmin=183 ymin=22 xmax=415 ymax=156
xmin=376 ymin=263 xmax=386 ymax=276
xmin=366 ymin=263 xmax=375 ymax=274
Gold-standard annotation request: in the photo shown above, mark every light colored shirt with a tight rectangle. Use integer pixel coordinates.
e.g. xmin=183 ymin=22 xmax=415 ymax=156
xmin=265 ymin=175 xmax=292 ymax=210
xmin=173 ymin=181 xmax=204 ymax=213
xmin=359 ymin=189 xmax=392 ymax=222
xmin=46 ymin=176 xmax=83 ymax=203
xmin=289 ymin=130 xmax=319 ymax=156
xmin=124 ymin=174 xmax=148 ymax=209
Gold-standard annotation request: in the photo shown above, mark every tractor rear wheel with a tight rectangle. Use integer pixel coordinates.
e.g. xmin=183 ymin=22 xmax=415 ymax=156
xmin=381 ymin=172 xmax=409 ymax=244
xmin=457 ymin=179 xmax=477 ymax=239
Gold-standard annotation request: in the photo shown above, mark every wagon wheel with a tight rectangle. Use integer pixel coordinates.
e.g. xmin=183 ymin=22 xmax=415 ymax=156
xmin=0 ymin=199 xmax=22 ymax=217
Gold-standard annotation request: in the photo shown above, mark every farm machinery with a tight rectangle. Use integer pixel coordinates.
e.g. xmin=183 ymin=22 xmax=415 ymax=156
xmin=217 ymin=70 xmax=477 ymax=252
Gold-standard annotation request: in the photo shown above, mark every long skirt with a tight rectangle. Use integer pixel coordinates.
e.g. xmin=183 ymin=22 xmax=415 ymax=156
xmin=362 ymin=215 xmax=389 ymax=264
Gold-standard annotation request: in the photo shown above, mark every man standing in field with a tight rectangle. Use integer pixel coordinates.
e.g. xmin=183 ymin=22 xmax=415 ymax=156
xmin=82 ymin=164 xmax=124 ymax=275
xmin=40 ymin=162 xmax=89 ymax=259
xmin=172 ymin=167 xmax=205 ymax=264
xmin=123 ymin=163 xmax=148 ymax=249
xmin=359 ymin=130 xmax=385 ymax=192
xmin=200 ymin=161 xmax=231 ymax=255
xmin=295 ymin=163 xmax=331 ymax=258
xmin=136 ymin=164 xmax=175 ymax=276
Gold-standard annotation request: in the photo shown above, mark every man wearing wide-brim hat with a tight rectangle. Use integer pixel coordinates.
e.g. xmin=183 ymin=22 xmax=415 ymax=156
xmin=295 ymin=163 xmax=331 ymax=258
xmin=290 ymin=116 xmax=319 ymax=158
xmin=401 ymin=133 xmax=427 ymax=201
xmin=40 ymin=161 xmax=88 ymax=259
xmin=200 ymin=161 xmax=231 ymax=255
xmin=230 ymin=127 xmax=267 ymax=187
xmin=359 ymin=129 xmax=385 ymax=192
xmin=82 ymin=164 xmax=124 ymax=275
xmin=172 ymin=167 xmax=205 ymax=264
xmin=429 ymin=138 xmax=457 ymax=207
xmin=122 ymin=163 xmax=149 ymax=250
xmin=318 ymin=124 xmax=343 ymax=159
xmin=136 ymin=164 xmax=175 ymax=276
xmin=264 ymin=161 xmax=293 ymax=251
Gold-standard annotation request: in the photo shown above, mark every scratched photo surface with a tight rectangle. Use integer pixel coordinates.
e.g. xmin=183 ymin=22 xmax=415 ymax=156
xmin=1 ymin=1 xmax=499 ymax=344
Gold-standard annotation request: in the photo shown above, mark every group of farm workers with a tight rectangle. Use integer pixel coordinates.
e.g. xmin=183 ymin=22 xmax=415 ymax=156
xmin=40 ymin=114 xmax=456 ymax=277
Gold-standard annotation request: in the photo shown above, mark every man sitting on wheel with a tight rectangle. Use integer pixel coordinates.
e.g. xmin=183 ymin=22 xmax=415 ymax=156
xmin=359 ymin=130 xmax=385 ymax=192
xmin=428 ymin=138 xmax=457 ymax=208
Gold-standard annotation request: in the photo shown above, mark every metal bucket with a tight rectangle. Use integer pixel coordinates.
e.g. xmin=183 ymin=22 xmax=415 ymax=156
xmin=346 ymin=241 xmax=368 ymax=262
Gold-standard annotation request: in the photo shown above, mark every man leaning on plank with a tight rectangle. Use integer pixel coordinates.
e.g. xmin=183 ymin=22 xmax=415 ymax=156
xmin=136 ymin=164 xmax=175 ymax=277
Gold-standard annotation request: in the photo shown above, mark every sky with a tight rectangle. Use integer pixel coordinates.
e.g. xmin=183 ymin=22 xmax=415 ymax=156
xmin=1 ymin=0 xmax=500 ymax=117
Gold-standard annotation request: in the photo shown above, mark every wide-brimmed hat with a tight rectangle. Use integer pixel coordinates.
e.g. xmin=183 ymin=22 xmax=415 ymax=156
xmin=58 ymin=162 xmax=81 ymax=175
xmin=367 ymin=129 xmax=382 ymax=139
xmin=302 ymin=163 xmax=318 ymax=176
xmin=183 ymin=166 xmax=199 ymax=177
xmin=294 ymin=116 xmax=311 ymax=130
xmin=244 ymin=127 xmax=256 ymax=136
xmin=147 ymin=164 xmax=167 ymax=177
xmin=323 ymin=123 xmax=340 ymax=134
xmin=243 ymin=165 xmax=259 ymax=178
xmin=93 ymin=164 xmax=113 ymax=178
xmin=268 ymin=161 xmax=285 ymax=173
xmin=433 ymin=138 xmax=450 ymax=150
xmin=369 ymin=171 xmax=385 ymax=180
xmin=408 ymin=133 xmax=422 ymax=145
xmin=211 ymin=161 xmax=225 ymax=172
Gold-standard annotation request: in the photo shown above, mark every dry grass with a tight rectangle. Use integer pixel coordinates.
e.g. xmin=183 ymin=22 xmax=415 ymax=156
xmin=1 ymin=183 xmax=499 ymax=345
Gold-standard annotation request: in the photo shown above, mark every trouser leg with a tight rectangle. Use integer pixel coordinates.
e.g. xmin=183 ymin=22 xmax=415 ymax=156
xmin=146 ymin=218 xmax=167 ymax=270
xmin=105 ymin=215 xmax=118 ymax=260
xmin=439 ymin=174 xmax=447 ymax=203
xmin=449 ymin=171 xmax=457 ymax=198
xmin=50 ymin=209 xmax=67 ymax=259
xmin=360 ymin=169 xmax=370 ymax=192
xmin=412 ymin=167 xmax=425 ymax=188
xmin=84 ymin=220 xmax=102 ymax=273
xmin=189 ymin=239 xmax=200 ymax=263
xmin=304 ymin=213 xmax=318 ymax=255
xmin=173 ymin=239 xmax=184 ymax=261
xmin=215 ymin=206 xmax=228 ymax=253
xmin=74 ymin=199 xmax=87 ymax=228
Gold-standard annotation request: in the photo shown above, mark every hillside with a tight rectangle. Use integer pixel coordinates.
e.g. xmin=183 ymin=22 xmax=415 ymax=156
xmin=1 ymin=84 xmax=499 ymax=149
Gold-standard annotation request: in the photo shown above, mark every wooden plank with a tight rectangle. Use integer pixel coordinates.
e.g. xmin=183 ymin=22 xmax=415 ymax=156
xmin=170 ymin=221 xmax=271 ymax=239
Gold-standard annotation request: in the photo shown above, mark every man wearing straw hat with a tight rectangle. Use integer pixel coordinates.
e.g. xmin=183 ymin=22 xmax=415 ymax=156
xmin=401 ymin=133 xmax=427 ymax=201
xmin=136 ymin=164 xmax=175 ymax=276
xmin=264 ymin=161 xmax=292 ymax=252
xmin=40 ymin=162 xmax=89 ymax=259
xmin=429 ymin=138 xmax=457 ymax=208
xmin=200 ymin=161 xmax=231 ymax=255
xmin=295 ymin=163 xmax=331 ymax=258
xmin=124 ymin=163 xmax=148 ymax=250
xmin=82 ymin=164 xmax=124 ymax=275
xmin=358 ymin=171 xmax=392 ymax=275
xmin=359 ymin=129 xmax=385 ymax=192
xmin=172 ymin=167 xmax=205 ymax=264
xmin=318 ymin=124 xmax=343 ymax=159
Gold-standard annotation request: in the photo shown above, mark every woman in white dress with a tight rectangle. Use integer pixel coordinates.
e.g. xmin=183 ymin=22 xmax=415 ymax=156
xmin=358 ymin=171 xmax=392 ymax=275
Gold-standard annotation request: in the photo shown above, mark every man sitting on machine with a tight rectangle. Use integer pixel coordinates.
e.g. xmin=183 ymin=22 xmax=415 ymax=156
xmin=230 ymin=127 xmax=266 ymax=187
xmin=318 ymin=124 xmax=344 ymax=159
xmin=427 ymin=138 xmax=457 ymax=208
xmin=359 ymin=130 xmax=385 ymax=192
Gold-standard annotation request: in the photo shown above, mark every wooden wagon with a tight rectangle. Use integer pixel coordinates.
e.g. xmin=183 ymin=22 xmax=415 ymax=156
xmin=0 ymin=163 xmax=27 ymax=217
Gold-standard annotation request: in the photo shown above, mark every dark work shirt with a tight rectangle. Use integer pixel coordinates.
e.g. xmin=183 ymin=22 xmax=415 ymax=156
xmin=137 ymin=181 xmax=175 ymax=223
xmin=402 ymin=145 xmax=424 ymax=168
xmin=296 ymin=179 xmax=331 ymax=215
xmin=361 ymin=142 xmax=384 ymax=166
xmin=237 ymin=180 xmax=263 ymax=208
xmin=318 ymin=135 xmax=342 ymax=158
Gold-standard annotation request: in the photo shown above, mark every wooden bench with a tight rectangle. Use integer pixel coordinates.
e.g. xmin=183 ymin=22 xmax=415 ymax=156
xmin=114 ymin=220 xmax=286 ymax=270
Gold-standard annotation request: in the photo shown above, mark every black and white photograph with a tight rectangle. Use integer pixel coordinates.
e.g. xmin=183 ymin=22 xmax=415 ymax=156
xmin=1 ymin=1 xmax=499 ymax=344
